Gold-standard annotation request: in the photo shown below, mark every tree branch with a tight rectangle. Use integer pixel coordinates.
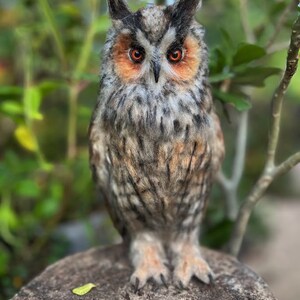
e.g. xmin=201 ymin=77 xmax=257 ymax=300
xmin=231 ymin=112 xmax=248 ymax=190
xmin=239 ymin=0 xmax=255 ymax=43
xmin=275 ymin=152 xmax=300 ymax=178
xmin=228 ymin=14 xmax=300 ymax=256
xmin=266 ymin=0 xmax=299 ymax=50
xmin=38 ymin=0 xmax=67 ymax=70
xmin=267 ymin=41 xmax=290 ymax=55
xmin=218 ymin=112 xmax=248 ymax=219
xmin=266 ymin=13 xmax=300 ymax=170
xmin=67 ymin=0 xmax=99 ymax=160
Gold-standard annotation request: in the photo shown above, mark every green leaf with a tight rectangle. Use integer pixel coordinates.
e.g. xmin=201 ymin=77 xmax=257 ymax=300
xmin=0 ymin=100 xmax=23 ymax=116
xmin=234 ymin=67 xmax=281 ymax=87
xmin=0 ymin=200 xmax=18 ymax=229
xmin=72 ymin=283 xmax=97 ymax=296
xmin=269 ymin=2 xmax=287 ymax=18
xmin=209 ymin=48 xmax=227 ymax=75
xmin=203 ymin=219 xmax=234 ymax=248
xmin=220 ymin=28 xmax=234 ymax=50
xmin=209 ymin=72 xmax=234 ymax=83
xmin=34 ymin=197 xmax=60 ymax=218
xmin=38 ymin=80 xmax=64 ymax=96
xmin=219 ymin=29 xmax=236 ymax=65
xmin=34 ymin=183 xmax=62 ymax=218
xmin=213 ymin=89 xmax=252 ymax=111
xmin=233 ymin=43 xmax=266 ymax=66
xmin=0 ymin=86 xmax=23 ymax=96
xmin=0 ymin=249 xmax=9 ymax=276
xmin=24 ymin=86 xmax=43 ymax=120
xmin=14 ymin=125 xmax=38 ymax=152
xmin=58 ymin=3 xmax=81 ymax=18
xmin=15 ymin=179 xmax=40 ymax=198
xmin=0 ymin=197 xmax=20 ymax=246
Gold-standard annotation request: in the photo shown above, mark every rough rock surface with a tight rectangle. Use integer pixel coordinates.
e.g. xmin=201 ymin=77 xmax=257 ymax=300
xmin=13 ymin=244 xmax=277 ymax=300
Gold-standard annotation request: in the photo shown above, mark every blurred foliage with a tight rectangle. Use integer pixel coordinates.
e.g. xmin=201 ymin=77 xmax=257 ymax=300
xmin=0 ymin=0 xmax=299 ymax=298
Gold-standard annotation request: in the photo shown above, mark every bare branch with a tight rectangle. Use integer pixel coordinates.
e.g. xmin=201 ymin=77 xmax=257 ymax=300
xmin=228 ymin=14 xmax=300 ymax=257
xmin=227 ymin=172 xmax=273 ymax=256
xmin=266 ymin=13 xmax=300 ymax=170
xmin=266 ymin=0 xmax=299 ymax=50
xmin=267 ymin=41 xmax=290 ymax=55
xmin=275 ymin=152 xmax=300 ymax=178
xmin=232 ymin=112 xmax=248 ymax=188
xmin=218 ymin=112 xmax=248 ymax=219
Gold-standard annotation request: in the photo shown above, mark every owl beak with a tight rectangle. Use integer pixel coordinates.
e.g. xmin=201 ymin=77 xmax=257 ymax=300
xmin=152 ymin=61 xmax=161 ymax=83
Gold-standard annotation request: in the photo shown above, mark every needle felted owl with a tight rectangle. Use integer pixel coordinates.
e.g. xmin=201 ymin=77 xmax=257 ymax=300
xmin=89 ymin=0 xmax=224 ymax=289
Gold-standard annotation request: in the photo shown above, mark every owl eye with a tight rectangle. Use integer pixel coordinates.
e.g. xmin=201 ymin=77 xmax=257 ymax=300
xmin=167 ymin=49 xmax=183 ymax=63
xmin=129 ymin=48 xmax=145 ymax=63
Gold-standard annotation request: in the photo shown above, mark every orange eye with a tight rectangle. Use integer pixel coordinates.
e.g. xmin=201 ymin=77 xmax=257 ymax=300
xmin=129 ymin=48 xmax=145 ymax=63
xmin=167 ymin=49 xmax=183 ymax=63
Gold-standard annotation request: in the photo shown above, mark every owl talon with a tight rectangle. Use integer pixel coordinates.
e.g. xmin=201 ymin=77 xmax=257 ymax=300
xmin=160 ymin=274 xmax=168 ymax=288
xmin=208 ymin=273 xmax=215 ymax=285
xmin=194 ymin=268 xmax=214 ymax=285
xmin=172 ymin=244 xmax=214 ymax=287
xmin=130 ymin=236 xmax=169 ymax=289
xmin=132 ymin=277 xmax=140 ymax=293
xmin=175 ymin=280 xmax=186 ymax=290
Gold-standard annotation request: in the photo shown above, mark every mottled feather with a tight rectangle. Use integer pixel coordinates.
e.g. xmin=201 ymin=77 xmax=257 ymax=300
xmin=89 ymin=0 xmax=224 ymax=289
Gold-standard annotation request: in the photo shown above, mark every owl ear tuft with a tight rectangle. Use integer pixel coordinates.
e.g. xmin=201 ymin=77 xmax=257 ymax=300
xmin=108 ymin=0 xmax=131 ymax=20
xmin=171 ymin=0 xmax=201 ymax=33
xmin=173 ymin=0 xmax=202 ymax=12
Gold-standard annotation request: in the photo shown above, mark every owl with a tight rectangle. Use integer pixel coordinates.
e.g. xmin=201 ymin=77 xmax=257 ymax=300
xmin=89 ymin=0 xmax=224 ymax=290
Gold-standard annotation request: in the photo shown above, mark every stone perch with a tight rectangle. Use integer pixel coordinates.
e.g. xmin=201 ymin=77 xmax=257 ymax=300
xmin=13 ymin=244 xmax=277 ymax=300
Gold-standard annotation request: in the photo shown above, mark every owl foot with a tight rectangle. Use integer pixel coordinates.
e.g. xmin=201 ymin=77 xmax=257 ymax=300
xmin=172 ymin=245 xmax=214 ymax=288
xmin=130 ymin=254 xmax=169 ymax=291
xmin=130 ymin=233 xmax=169 ymax=291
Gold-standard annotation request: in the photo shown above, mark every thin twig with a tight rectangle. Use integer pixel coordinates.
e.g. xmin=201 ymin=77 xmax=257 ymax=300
xmin=239 ymin=0 xmax=255 ymax=43
xmin=266 ymin=0 xmax=299 ymax=50
xmin=38 ymin=0 xmax=67 ymax=70
xmin=274 ymin=152 xmax=300 ymax=178
xmin=67 ymin=0 xmax=99 ymax=160
xmin=218 ymin=112 xmax=248 ymax=219
xmin=21 ymin=33 xmax=47 ymax=168
xmin=267 ymin=41 xmax=290 ymax=54
xmin=228 ymin=14 xmax=300 ymax=256
xmin=231 ymin=112 xmax=248 ymax=192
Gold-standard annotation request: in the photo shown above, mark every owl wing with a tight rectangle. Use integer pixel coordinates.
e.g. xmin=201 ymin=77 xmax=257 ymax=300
xmin=88 ymin=120 xmax=129 ymax=240
xmin=210 ymin=110 xmax=225 ymax=177
xmin=88 ymin=121 xmax=106 ymax=185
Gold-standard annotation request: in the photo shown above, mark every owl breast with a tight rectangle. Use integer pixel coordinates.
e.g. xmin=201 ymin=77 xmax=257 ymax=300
xmin=90 ymin=78 xmax=218 ymax=234
xmin=101 ymin=80 xmax=213 ymax=140
xmin=104 ymin=122 xmax=212 ymax=233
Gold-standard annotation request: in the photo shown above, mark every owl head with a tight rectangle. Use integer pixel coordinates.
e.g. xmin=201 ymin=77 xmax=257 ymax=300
xmin=103 ymin=0 xmax=207 ymax=89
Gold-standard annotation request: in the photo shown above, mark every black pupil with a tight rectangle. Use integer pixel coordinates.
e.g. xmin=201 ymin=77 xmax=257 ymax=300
xmin=134 ymin=51 xmax=141 ymax=58
xmin=172 ymin=51 xmax=179 ymax=59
